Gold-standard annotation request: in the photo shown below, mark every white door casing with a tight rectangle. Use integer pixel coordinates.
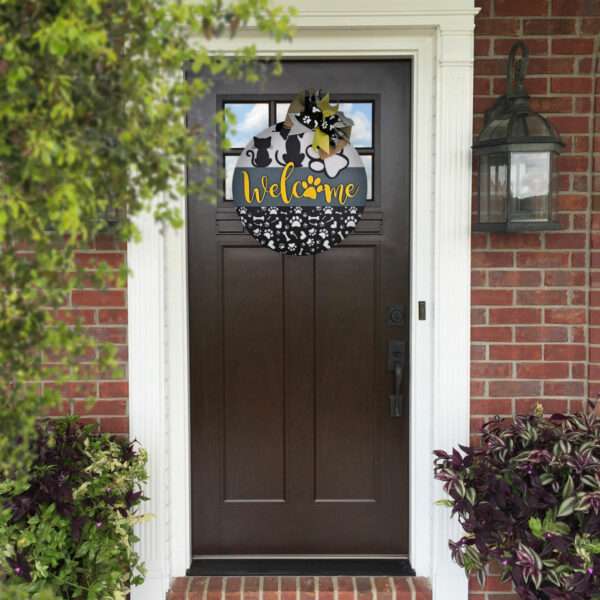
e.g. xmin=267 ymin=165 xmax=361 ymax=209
xmin=128 ymin=2 xmax=477 ymax=599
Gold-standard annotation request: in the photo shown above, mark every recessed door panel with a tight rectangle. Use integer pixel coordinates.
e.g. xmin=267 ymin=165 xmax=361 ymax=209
xmin=314 ymin=247 xmax=378 ymax=502
xmin=222 ymin=248 xmax=285 ymax=502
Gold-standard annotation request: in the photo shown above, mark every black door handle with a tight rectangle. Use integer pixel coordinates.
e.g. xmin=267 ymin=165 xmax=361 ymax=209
xmin=390 ymin=362 xmax=404 ymax=417
xmin=388 ymin=340 xmax=406 ymax=417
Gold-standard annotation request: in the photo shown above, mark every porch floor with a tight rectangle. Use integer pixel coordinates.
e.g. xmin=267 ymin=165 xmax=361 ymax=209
xmin=167 ymin=576 xmax=432 ymax=600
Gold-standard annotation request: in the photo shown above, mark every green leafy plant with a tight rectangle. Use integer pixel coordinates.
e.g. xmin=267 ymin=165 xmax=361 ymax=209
xmin=0 ymin=0 xmax=293 ymax=477
xmin=0 ymin=417 xmax=148 ymax=599
xmin=434 ymin=409 xmax=600 ymax=600
xmin=1 ymin=2 xmax=293 ymax=594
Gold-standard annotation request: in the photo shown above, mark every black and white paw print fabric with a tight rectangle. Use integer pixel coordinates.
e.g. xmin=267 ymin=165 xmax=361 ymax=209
xmin=232 ymin=121 xmax=367 ymax=256
xmin=237 ymin=205 xmax=362 ymax=255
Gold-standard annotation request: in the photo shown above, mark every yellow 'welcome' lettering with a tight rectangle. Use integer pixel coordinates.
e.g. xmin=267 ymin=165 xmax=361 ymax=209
xmin=241 ymin=163 xmax=360 ymax=206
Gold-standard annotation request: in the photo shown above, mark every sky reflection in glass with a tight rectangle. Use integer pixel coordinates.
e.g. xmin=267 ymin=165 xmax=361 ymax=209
xmin=225 ymin=103 xmax=270 ymax=148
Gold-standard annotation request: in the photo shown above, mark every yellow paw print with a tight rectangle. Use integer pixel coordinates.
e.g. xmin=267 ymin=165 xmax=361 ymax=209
xmin=301 ymin=175 xmax=324 ymax=200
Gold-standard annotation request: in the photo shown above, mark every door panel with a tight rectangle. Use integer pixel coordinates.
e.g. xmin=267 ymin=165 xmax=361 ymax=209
xmin=223 ymin=247 xmax=285 ymax=502
xmin=188 ymin=60 xmax=411 ymax=556
xmin=314 ymin=247 xmax=378 ymax=502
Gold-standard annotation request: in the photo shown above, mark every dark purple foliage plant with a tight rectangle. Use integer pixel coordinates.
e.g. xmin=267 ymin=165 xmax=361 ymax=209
xmin=434 ymin=406 xmax=600 ymax=600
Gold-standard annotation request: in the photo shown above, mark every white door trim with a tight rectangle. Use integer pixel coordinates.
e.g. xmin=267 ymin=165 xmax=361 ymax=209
xmin=129 ymin=3 xmax=476 ymax=599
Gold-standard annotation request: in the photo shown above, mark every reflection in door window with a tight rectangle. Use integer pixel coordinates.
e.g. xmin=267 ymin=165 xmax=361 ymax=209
xmin=224 ymin=103 xmax=270 ymax=148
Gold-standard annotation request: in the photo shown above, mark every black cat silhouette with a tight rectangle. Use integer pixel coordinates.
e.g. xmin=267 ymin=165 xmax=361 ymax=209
xmin=275 ymin=121 xmax=291 ymax=140
xmin=276 ymin=133 xmax=305 ymax=167
xmin=246 ymin=136 xmax=272 ymax=167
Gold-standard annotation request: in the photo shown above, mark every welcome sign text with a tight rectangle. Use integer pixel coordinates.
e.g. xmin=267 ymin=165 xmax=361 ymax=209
xmin=232 ymin=162 xmax=367 ymax=208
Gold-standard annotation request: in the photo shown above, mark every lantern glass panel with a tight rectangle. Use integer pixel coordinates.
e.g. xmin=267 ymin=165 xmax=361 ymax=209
xmin=509 ymin=151 xmax=551 ymax=222
xmin=479 ymin=153 xmax=508 ymax=223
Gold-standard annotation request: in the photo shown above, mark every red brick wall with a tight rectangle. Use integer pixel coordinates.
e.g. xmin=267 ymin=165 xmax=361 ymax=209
xmin=47 ymin=234 xmax=129 ymax=435
xmin=470 ymin=0 xmax=599 ymax=598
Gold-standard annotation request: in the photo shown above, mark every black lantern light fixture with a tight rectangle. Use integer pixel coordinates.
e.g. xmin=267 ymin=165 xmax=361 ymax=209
xmin=473 ymin=41 xmax=564 ymax=232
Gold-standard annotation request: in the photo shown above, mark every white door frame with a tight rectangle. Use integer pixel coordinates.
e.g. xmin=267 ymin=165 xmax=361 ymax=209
xmin=128 ymin=3 xmax=477 ymax=599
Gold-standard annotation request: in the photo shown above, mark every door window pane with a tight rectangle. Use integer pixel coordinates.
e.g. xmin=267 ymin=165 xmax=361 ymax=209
xmin=361 ymin=155 xmax=373 ymax=200
xmin=276 ymin=102 xmax=291 ymax=123
xmin=224 ymin=103 xmax=269 ymax=148
xmin=222 ymin=100 xmax=376 ymax=201
xmin=224 ymin=155 xmax=238 ymax=200
xmin=277 ymin=101 xmax=373 ymax=148
xmin=338 ymin=103 xmax=373 ymax=148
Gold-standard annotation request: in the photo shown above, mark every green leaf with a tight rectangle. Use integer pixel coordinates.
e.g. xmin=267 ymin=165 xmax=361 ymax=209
xmin=529 ymin=513 xmax=570 ymax=540
xmin=435 ymin=499 xmax=454 ymax=508
xmin=557 ymin=496 xmax=577 ymax=518
xmin=529 ymin=517 xmax=543 ymax=539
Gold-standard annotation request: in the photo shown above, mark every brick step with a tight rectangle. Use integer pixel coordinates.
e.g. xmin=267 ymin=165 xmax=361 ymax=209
xmin=167 ymin=576 xmax=431 ymax=600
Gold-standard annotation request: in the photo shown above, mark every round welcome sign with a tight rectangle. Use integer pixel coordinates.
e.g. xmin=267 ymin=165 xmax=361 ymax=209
xmin=232 ymin=90 xmax=367 ymax=255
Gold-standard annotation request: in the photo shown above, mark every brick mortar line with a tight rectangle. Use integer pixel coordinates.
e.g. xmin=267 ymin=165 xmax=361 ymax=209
xmin=406 ymin=578 xmax=415 ymax=600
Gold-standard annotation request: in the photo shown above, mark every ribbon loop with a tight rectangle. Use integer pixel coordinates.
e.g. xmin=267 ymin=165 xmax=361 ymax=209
xmin=285 ymin=89 xmax=354 ymax=159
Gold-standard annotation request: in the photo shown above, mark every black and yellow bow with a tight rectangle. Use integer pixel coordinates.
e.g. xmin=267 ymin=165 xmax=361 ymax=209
xmin=285 ymin=89 xmax=354 ymax=155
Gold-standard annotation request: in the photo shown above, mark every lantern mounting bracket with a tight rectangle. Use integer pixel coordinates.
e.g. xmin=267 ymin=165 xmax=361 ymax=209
xmin=506 ymin=40 xmax=529 ymax=100
xmin=484 ymin=41 xmax=530 ymax=127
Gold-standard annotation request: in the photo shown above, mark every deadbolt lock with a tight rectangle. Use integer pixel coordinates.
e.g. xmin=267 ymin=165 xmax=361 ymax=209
xmin=386 ymin=304 xmax=405 ymax=327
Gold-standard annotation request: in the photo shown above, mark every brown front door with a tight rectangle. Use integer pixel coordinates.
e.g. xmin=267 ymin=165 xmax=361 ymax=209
xmin=188 ymin=60 xmax=411 ymax=556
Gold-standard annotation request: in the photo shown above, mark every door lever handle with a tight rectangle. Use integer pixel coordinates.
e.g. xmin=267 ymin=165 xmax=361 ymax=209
xmin=389 ymin=362 xmax=404 ymax=417
xmin=388 ymin=340 xmax=406 ymax=417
